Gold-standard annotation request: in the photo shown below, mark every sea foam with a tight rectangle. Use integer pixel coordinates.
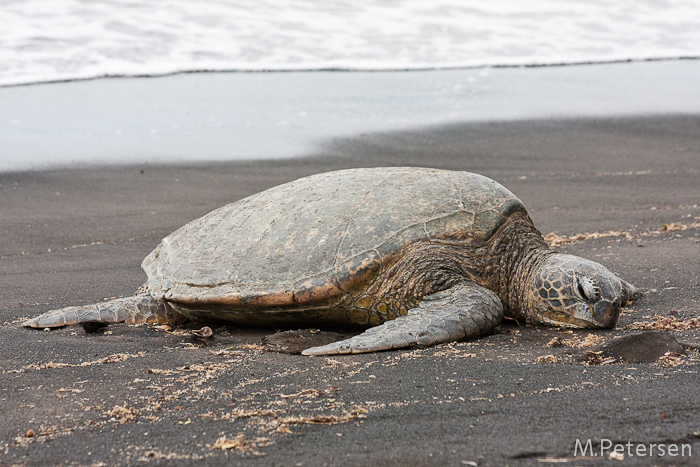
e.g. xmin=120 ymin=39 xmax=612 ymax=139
xmin=1 ymin=0 xmax=699 ymax=86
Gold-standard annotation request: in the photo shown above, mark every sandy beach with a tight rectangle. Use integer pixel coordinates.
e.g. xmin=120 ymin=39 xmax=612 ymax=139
xmin=1 ymin=65 xmax=700 ymax=465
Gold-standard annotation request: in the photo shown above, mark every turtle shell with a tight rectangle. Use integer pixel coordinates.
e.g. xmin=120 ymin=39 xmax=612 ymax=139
xmin=142 ymin=167 xmax=526 ymax=310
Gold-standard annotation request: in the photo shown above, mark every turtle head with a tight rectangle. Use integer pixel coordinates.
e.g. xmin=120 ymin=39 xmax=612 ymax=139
xmin=524 ymin=254 xmax=639 ymax=328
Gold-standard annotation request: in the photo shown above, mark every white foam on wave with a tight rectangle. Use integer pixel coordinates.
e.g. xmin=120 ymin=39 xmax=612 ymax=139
xmin=1 ymin=0 xmax=699 ymax=86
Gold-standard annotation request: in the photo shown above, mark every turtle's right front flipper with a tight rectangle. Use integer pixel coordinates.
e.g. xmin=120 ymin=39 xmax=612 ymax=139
xmin=22 ymin=295 xmax=182 ymax=329
xmin=301 ymin=283 xmax=504 ymax=356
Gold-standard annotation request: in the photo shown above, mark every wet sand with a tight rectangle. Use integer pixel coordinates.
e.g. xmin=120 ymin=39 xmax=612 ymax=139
xmin=3 ymin=59 xmax=700 ymax=172
xmin=2 ymin=115 xmax=700 ymax=463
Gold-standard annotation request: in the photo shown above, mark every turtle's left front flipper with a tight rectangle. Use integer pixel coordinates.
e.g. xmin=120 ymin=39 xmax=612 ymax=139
xmin=301 ymin=283 xmax=504 ymax=356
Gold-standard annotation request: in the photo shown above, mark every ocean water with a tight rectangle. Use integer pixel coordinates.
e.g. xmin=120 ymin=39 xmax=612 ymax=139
xmin=2 ymin=1 xmax=700 ymax=171
xmin=1 ymin=0 xmax=699 ymax=87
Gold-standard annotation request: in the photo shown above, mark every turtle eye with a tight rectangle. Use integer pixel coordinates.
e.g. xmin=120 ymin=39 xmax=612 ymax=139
xmin=575 ymin=277 xmax=591 ymax=302
xmin=575 ymin=276 xmax=600 ymax=302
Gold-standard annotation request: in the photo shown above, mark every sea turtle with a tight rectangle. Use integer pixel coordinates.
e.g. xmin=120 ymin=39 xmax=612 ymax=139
xmin=23 ymin=167 xmax=639 ymax=355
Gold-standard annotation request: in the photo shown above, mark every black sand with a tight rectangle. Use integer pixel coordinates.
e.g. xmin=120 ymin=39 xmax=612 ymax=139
xmin=2 ymin=115 xmax=699 ymax=466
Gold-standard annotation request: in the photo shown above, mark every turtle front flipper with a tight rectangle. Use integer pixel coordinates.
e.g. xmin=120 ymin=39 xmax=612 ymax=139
xmin=301 ymin=283 xmax=504 ymax=356
xmin=22 ymin=295 xmax=182 ymax=329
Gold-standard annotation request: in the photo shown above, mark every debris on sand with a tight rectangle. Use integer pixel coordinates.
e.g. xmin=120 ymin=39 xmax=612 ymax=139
xmin=658 ymin=352 xmax=684 ymax=367
xmin=23 ymin=352 xmax=146 ymax=370
xmin=137 ymin=449 xmax=204 ymax=461
xmin=106 ymin=405 xmax=138 ymax=424
xmin=544 ymin=230 xmax=629 ymax=246
xmin=278 ymin=405 xmax=367 ymax=426
xmin=627 ymin=315 xmax=700 ymax=331
xmin=535 ymin=354 xmax=560 ymax=363
xmin=242 ymin=405 xmax=370 ymax=435
xmin=544 ymin=220 xmax=700 ymax=246
xmin=221 ymin=408 xmax=277 ymax=420
xmin=210 ymin=433 xmax=250 ymax=452
xmin=582 ymin=351 xmax=617 ymax=366
xmin=430 ymin=345 xmax=477 ymax=358
xmin=546 ymin=333 xmax=602 ymax=348
xmin=209 ymin=433 xmax=271 ymax=454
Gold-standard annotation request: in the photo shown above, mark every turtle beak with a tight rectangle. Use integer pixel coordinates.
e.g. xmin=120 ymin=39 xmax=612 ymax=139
xmin=592 ymin=300 xmax=620 ymax=328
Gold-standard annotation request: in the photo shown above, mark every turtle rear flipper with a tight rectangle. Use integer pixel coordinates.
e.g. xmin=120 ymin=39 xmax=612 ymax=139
xmin=22 ymin=295 xmax=181 ymax=329
xmin=301 ymin=283 xmax=504 ymax=356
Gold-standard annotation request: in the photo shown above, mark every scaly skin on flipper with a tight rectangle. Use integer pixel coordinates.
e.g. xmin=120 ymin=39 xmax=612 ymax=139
xmin=301 ymin=283 xmax=503 ymax=356
xmin=22 ymin=295 xmax=182 ymax=328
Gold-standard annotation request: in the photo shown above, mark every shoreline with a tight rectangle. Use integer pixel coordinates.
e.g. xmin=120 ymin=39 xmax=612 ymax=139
xmin=2 ymin=55 xmax=698 ymax=90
